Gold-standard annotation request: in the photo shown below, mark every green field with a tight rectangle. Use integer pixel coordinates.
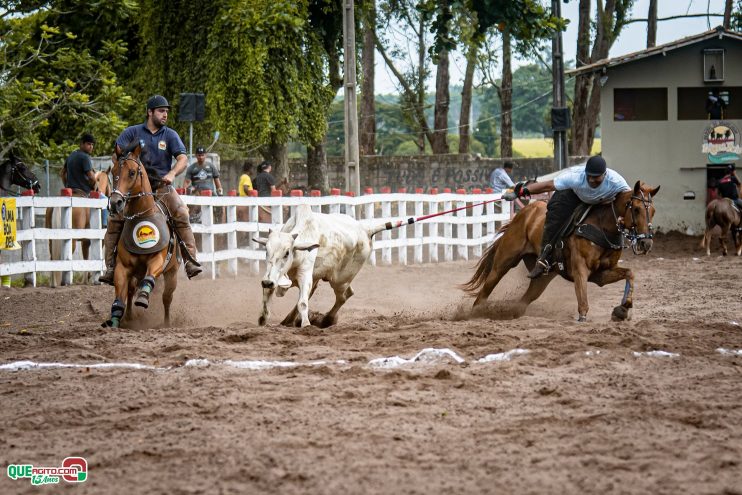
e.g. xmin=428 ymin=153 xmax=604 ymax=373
xmin=513 ymin=138 xmax=601 ymax=158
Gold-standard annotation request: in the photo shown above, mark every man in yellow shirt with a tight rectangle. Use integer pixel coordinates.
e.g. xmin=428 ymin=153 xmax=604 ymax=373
xmin=237 ymin=161 xmax=254 ymax=223
xmin=238 ymin=161 xmax=254 ymax=196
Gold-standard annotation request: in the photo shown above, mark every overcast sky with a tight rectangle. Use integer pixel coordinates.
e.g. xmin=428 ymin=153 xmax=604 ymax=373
xmin=374 ymin=0 xmax=729 ymax=94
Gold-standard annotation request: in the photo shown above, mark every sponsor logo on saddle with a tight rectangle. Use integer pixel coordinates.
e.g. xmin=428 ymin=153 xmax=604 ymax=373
xmin=702 ymin=121 xmax=741 ymax=164
xmin=7 ymin=457 xmax=88 ymax=486
xmin=158 ymin=140 xmax=167 ymax=151
xmin=133 ymin=221 xmax=160 ymax=249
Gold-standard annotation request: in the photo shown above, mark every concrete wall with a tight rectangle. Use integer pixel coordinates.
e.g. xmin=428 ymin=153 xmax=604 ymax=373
xmin=218 ymin=155 xmax=589 ymax=194
xmin=601 ymin=37 xmax=742 ymax=233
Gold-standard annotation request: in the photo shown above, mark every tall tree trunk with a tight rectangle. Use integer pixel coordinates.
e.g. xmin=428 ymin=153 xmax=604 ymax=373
xmin=723 ymin=0 xmax=733 ymax=28
xmin=647 ymin=0 xmax=657 ymax=47
xmin=500 ymin=30 xmax=513 ymax=159
xmin=432 ymin=48 xmax=450 ymax=154
xmin=263 ymin=138 xmax=288 ymax=184
xmin=585 ymin=0 xmax=621 ymax=154
xmin=459 ymin=43 xmax=478 ymax=154
xmin=571 ymin=0 xmax=592 ymax=155
xmin=307 ymin=141 xmax=329 ymax=193
xmin=360 ymin=1 xmax=376 ymax=156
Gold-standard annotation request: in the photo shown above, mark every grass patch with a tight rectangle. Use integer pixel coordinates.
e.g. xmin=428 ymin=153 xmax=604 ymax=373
xmin=513 ymin=138 xmax=601 ymax=158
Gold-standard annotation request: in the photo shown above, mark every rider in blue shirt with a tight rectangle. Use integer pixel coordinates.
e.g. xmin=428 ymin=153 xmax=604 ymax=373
xmin=100 ymin=95 xmax=202 ymax=284
xmin=505 ymin=155 xmax=631 ymax=279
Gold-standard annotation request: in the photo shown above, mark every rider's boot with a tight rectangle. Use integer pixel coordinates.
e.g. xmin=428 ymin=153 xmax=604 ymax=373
xmin=527 ymin=243 xmax=553 ymax=279
xmin=99 ymin=214 xmax=124 ymax=286
xmin=173 ymin=211 xmax=202 ymax=279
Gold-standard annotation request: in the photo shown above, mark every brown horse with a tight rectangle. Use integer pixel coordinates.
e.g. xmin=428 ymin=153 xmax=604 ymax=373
xmin=700 ymin=198 xmax=742 ymax=256
xmin=45 ymin=168 xmax=112 ymax=287
xmin=103 ymin=142 xmax=179 ymax=328
xmin=463 ymin=181 xmax=660 ymax=322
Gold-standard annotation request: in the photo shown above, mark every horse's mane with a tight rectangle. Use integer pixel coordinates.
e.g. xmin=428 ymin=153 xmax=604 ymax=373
xmin=119 ymin=139 xmax=142 ymax=158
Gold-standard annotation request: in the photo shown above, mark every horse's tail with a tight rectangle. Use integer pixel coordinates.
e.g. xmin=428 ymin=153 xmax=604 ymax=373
xmin=460 ymin=223 xmax=510 ymax=295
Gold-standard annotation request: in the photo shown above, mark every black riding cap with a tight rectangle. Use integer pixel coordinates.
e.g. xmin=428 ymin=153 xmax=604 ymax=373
xmin=146 ymin=95 xmax=171 ymax=110
xmin=585 ymin=156 xmax=607 ymax=176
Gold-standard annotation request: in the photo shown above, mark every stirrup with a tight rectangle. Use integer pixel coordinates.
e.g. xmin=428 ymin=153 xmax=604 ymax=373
xmin=527 ymin=259 xmax=550 ymax=279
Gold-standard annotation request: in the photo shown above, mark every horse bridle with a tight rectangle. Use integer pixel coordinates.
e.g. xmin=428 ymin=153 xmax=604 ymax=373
xmin=618 ymin=190 xmax=654 ymax=254
xmin=1 ymin=158 xmax=40 ymax=196
xmin=110 ymin=152 xmax=156 ymax=220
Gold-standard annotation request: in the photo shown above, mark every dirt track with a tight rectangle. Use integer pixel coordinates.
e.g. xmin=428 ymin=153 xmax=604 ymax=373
xmin=1 ymin=232 xmax=741 ymax=494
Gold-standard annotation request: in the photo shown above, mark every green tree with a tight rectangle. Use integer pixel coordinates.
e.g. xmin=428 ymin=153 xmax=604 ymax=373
xmin=205 ymin=0 xmax=334 ymax=180
xmin=1 ymin=1 xmax=133 ymax=162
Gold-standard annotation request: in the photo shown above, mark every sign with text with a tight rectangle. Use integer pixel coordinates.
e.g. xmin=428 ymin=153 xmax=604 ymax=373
xmin=1 ymin=198 xmax=20 ymax=250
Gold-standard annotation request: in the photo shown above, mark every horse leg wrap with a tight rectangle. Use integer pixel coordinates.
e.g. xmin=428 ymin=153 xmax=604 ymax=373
xmin=135 ymin=276 xmax=155 ymax=309
xmin=104 ymin=298 xmax=126 ymax=328
xmin=621 ymin=279 xmax=631 ymax=305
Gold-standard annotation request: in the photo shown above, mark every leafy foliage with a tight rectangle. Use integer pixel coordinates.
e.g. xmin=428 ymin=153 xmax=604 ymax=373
xmin=0 ymin=1 xmax=134 ymax=161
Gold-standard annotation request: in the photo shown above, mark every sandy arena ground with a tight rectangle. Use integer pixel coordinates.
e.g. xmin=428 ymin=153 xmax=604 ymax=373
xmin=1 ymin=232 xmax=741 ymax=494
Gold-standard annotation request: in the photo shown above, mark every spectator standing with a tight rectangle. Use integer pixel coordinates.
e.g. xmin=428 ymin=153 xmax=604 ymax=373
xmin=489 ymin=161 xmax=515 ymax=193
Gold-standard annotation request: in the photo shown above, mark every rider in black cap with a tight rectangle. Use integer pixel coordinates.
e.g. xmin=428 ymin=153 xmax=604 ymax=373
xmin=504 ymin=155 xmax=632 ymax=278
xmin=100 ymin=94 xmax=202 ymax=284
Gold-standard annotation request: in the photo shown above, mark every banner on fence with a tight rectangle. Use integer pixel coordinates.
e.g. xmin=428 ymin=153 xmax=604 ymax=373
xmin=1 ymin=198 xmax=20 ymax=250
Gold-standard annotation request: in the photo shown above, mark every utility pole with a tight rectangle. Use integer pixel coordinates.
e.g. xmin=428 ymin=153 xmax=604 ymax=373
xmin=551 ymin=0 xmax=569 ymax=170
xmin=343 ymin=0 xmax=361 ymax=195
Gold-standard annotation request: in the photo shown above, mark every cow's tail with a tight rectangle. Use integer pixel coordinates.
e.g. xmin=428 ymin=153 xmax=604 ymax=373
xmin=460 ymin=223 xmax=510 ymax=295
xmin=366 ymin=220 xmax=410 ymax=238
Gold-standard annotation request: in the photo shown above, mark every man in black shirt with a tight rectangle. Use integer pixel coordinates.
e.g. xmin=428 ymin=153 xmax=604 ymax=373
xmin=64 ymin=133 xmax=96 ymax=195
xmin=253 ymin=161 xmax=276 ymax=197
xmin=717 ymin=164 xmax=742 ymax=210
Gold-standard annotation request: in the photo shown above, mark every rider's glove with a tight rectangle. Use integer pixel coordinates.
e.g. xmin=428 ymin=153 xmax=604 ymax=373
xmin=513 ymin=181 xmax=531 ymax=198
xmin=216 ymin=188 xmax=223 ymax=196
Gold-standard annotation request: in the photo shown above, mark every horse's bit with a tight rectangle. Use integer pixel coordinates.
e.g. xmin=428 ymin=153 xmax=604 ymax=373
xmin=616 ymin=191 xmax=654 ymax=254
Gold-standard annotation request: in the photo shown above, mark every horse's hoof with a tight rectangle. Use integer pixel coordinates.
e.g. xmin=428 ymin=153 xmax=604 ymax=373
xmin=577 ymin=315 xmax=587 ymax=323
xmin=102 ymin=317 xmax=120 ymax=328
xmin=320 ymin=314 xmax=337 ymax=328
xmin=258 ymin=315 xmax=267 ymax=326
xmin=134 ymin=292 xmax=150 ymax=309
xmin=611 ymin=305 xmax=629 ymax=321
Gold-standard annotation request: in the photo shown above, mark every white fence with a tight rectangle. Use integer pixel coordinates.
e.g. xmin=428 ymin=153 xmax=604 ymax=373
xmin=1 ymin=192 xmax=511 ymax=286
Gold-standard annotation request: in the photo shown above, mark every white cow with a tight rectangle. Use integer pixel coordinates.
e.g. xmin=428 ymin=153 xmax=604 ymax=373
xmin=254 ymin=204 xmax=384 ymax=328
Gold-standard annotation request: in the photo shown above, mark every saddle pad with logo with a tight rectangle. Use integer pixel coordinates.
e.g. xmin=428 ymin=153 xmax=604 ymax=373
xmin=122 ymin=212 xmax=171 ymax=255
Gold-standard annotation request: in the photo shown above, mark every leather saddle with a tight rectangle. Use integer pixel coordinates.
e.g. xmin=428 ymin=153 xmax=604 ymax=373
xmin=554 ymin=203 xmax=624 ymax=252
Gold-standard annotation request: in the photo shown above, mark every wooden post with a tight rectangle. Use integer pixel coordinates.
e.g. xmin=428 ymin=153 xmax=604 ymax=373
xmin=455 ymin=189 xmax=468 ymax=261
xmin=201 ymin=198 xmax=215 ymax=279
xmin=89 ymin=198 xmax=104 ymax=283
xmin=428 ymin=189 xmax=439 ymax=263
xmin=364 ymin=195 xmax=376 ymax=266
xmin=381 ymin=196 xmax=392 ymax=265
xmin=471 ymin=189 xmax=483 ymax=258
xmin=61 ymin=193 xmax=73 ymax=286
xmin=414 ymin=189 xmax=423 ymax=264
xmin=227 ymin=203 xmax=238 ymax=276
xmin=443 ymin=196 xmax=453 ymax=262
xmin=397 ymin=191 xmax=407 ymax=265
xmin=21 ymin=200 xmax=36 ymax=287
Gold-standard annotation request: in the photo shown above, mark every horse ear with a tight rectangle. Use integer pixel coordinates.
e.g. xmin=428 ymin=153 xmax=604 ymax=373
xmin=105 ymin=165 xmax=112 ymax=174
xmin=114 ymin=144 xmax=122 ymax=159
xmin=649 ymin=185 xmax=660 ymax=197
xmin=252 ymin=236 xmax=267 ymax=246
xmin=633 ymin=180 xmax=642 ymax=195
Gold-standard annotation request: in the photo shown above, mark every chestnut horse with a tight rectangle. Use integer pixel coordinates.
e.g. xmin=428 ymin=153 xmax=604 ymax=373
xmin=463 ymin=181 xmax=660 ymax=322
xmin=45 ymin=168 xmax=112 ymax=287
xmin=103 ymin=142 xmax=179 ymax=328
xmin=700 ymin=198 xmax=742 ymax=256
